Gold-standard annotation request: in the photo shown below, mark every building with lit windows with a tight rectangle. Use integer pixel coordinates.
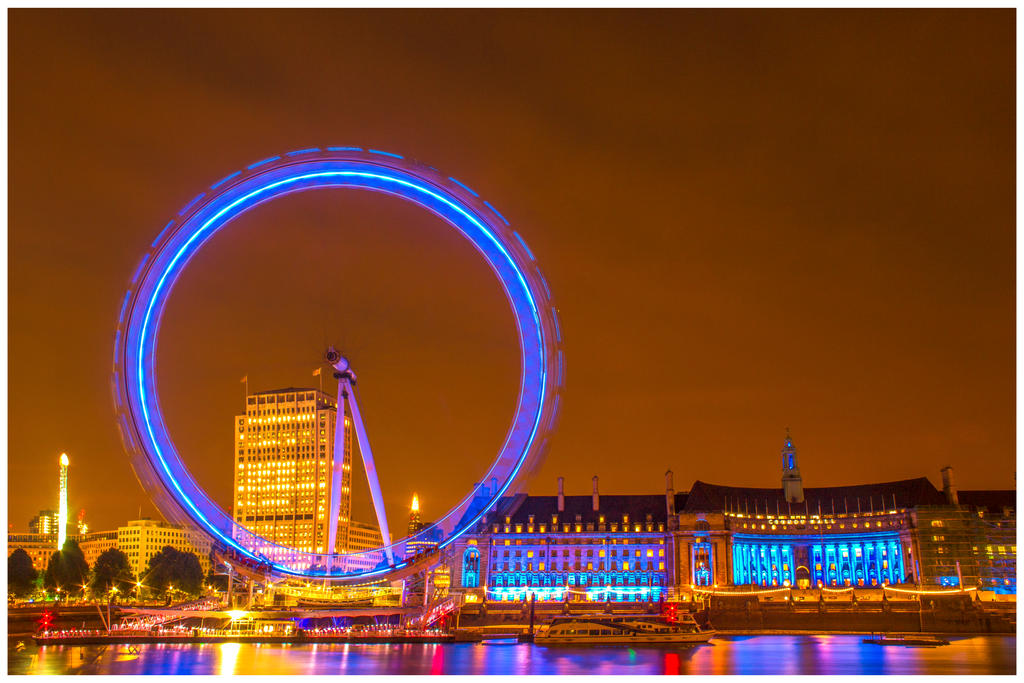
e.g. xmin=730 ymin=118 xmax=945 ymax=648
xmin=79 ymin=530 xmax=120 ymax=567
xmin=28 ymin=510 xmax=60 ymax=537
xmin=447 ymin=434 xmax=1015 ymax=601
xmin=403 ymin=495 xmax=449 ymax=605
xmin=117 ymin=518 xmax=211 ymax=580
xmin=8 ymin=522 xmax=212 ymax=578
xmin=12 ymin=520 xmax=113 ymax=572
xmin=232 ymin=388 xmax=354 ymax=558
xmin=7 ymin=533 xmax=61 ymax=571
xmin=913 ymin=488 xmax=1016 ymax=593
xmin=671 ymin=436 xmax=1015 ymax=592
xmin=449 ymin=476 xmax=672 ymax=603
xmin=347 ymin=520 xmax=384 ymax=553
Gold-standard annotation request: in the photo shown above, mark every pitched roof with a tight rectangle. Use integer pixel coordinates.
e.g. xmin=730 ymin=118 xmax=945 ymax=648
xmin=496 ymin=494 xmax=673 ymax=525
xmin=682 ymin=477 xmax=947 ymax=514
xmin=957 ymin=490 xmax=1016 ymax=512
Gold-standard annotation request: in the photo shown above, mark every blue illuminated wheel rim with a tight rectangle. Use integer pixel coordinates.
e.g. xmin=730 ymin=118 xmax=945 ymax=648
xmin=112 ymin=148 xmax=564 ymax=583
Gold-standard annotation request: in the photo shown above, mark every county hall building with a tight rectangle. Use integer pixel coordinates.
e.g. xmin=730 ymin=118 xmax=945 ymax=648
xmin=445 ymin=434 xmax=1015 ymax=600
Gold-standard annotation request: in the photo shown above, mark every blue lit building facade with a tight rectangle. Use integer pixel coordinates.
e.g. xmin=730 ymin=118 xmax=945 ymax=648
xmin=670 ymin=437 xmax=1014 ymax=592
xmin=729 ymin=531 xmax=906 ymax=587
xmin=448 ymin=478 xmax=673 ymax=602
xmin=676 ymin=489 xmax=919 ymax=589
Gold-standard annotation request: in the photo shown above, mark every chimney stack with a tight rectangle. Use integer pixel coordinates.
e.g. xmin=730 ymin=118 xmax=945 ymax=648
xmin=940 ymin=466 xmax=958 ymax=505
xmin=592 ymin=476 xmax=600 ymax=511
xmin=557 ymin=476 xmax=565 ymax=512
xmin=666 ymin=470 xmax=676 ymax=517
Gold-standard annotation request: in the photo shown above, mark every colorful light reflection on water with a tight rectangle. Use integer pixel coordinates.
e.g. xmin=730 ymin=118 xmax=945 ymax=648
xmin=9 ymin=635 xmax=1015 ymax=675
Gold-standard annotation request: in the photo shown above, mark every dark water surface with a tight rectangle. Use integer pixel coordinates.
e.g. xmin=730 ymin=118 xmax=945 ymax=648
xmin=8 ymin=635 xmax=1016 ymax=675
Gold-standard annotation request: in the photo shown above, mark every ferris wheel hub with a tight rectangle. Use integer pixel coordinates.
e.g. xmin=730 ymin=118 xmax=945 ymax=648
xmin=324 ymin=346 xmax=351 ymax=375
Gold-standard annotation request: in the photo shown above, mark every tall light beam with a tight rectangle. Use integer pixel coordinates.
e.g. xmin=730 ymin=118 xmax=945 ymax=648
xmin=57 ymin=452 xmax=69 ymax=550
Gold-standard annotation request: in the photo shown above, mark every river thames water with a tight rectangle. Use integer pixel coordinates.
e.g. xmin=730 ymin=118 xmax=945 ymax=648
xmin=8 ymin=634 xmax=1015 ymax=679
xmin=8 ymin=635 xmax=1016 ymax=675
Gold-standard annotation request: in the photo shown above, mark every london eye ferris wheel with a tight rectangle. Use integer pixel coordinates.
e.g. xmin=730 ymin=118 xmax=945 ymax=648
xmin=112 ymin=148 xmax=564 ymax=585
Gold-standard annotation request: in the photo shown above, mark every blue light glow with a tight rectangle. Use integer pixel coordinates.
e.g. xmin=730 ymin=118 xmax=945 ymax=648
xmin=118 ymin=292 xmax=131 ymax=324
xmin=247 ymin=156 xmax=281 ymax=169
xmin=448 ymin=177 xmax=479 ymax=197
xmin=210 ymin=171 xmax=242 ymax=190
xmin=178 ymin=193 xmax=206 ymax=217
xmin=151 ymin=220 xmax=176 ymax=248
xmin=537 ymin=269 xmax=552 ymax=299
xmin=513 ymin=232 xmax=535 ymax=261
xmin=130 ymin=254 xmax=150 ymax=284
xmin=286 ymin=148 xmax=321 ymax=156
xmin=368 ymin=149 xmax=403 ymax=159
xmin=326 ymin=146 xmax=362 ymax=152
xmin=483 ymin=200 xmax=509 ymax=226
xmin=462 ymin=547 xmax=480 ymax=588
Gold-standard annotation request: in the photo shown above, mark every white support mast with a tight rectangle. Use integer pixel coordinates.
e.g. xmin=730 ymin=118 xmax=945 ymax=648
xmin=324 ymin=348 xmax=394 ymax=568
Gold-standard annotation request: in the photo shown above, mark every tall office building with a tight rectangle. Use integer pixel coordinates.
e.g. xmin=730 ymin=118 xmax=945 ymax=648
xmin=28 ymin=510 xmax=59 ymax=537
xmin=233 ymin=388 xmax=353 ymax=555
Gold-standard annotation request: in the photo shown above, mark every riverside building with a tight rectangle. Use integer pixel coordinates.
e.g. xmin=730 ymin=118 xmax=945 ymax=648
xmin=447 ymin=434 xmax=1015 ymax=601
xmin=79 ymin=530 xmax=119 ymax=567
xmin=117 ymin=518 xmax=212 ymax=579
xmin=7 ymin=533 xmax=60 ymax=571
xmin=449 ymin=477 xmax=672 ymax=603
xmin=347 ymin=520 xmax=385 ymax=553
xmin=8 ymin=522 xmax=210 ymax=576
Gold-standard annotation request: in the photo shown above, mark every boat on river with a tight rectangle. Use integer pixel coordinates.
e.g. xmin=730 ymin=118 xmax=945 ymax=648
xmin=534 ymin=613 xmax=714 ymax=646
xmin=863 ymin=634 xmax=951 ymax=647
